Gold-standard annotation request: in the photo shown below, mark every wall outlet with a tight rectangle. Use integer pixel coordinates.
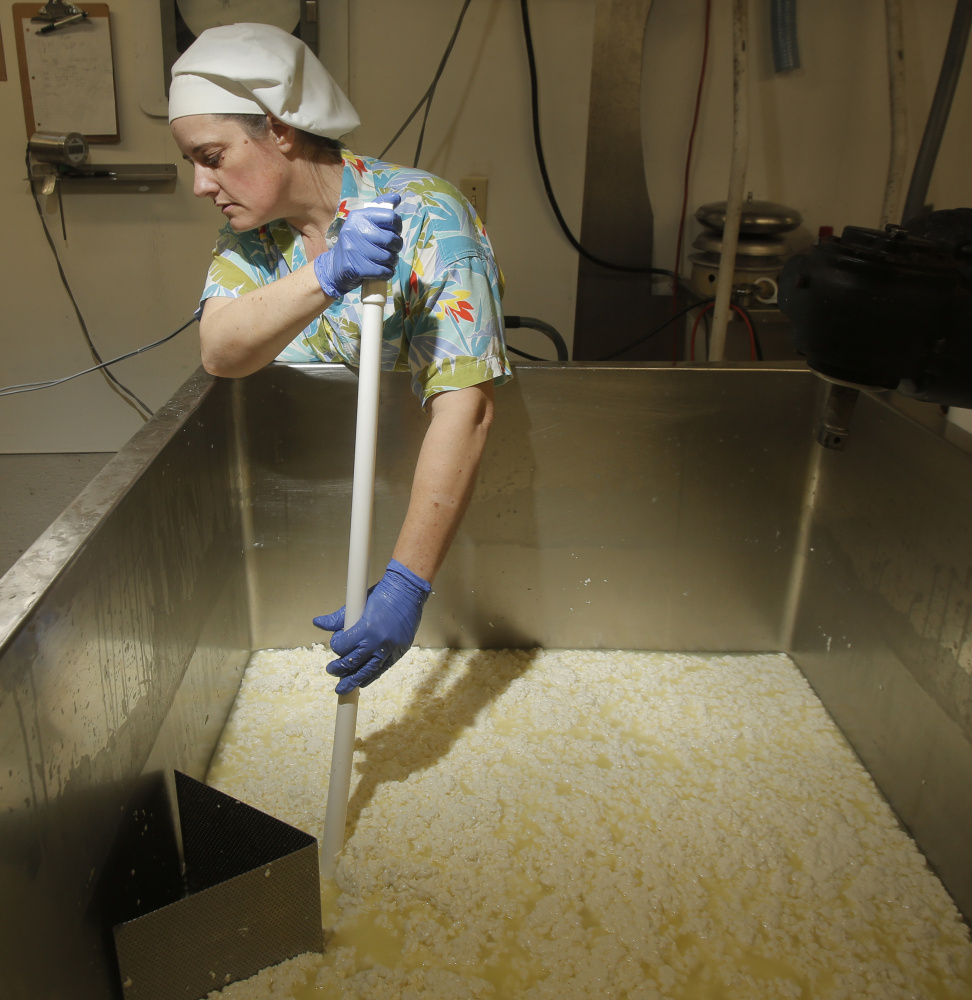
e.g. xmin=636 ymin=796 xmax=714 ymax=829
xmin=459 ymin=176 xmax=488 ymax=223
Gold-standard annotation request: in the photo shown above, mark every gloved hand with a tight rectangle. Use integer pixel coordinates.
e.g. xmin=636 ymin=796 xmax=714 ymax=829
xmin=313 ymin=194 xmax=403 ymax=299
xmin=313 ymin=558 xmax=431 ymax=694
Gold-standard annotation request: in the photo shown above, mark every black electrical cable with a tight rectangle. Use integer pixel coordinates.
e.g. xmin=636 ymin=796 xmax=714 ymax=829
xmin=599 ymin=293 xmax=764 ymax=362
xmin=734 ymin=302 xmax=764 ymax=361
xmin=378 ymin=91 xmax=429 ymax=161
xmin=379 ymin=0 xmax=474 ymax=165
xmin=507 ymin=345 xmax=545 ymax=361
xmin=0 ymin=317 xmax=197 ymax=398
xmin=412 ymin=0 xmax=473 ymax=167
xmin=598 ymin=298 xmax=714 ymax=361
xmin=520 ymin=0 xmax=673 ymax=280
xmin=505 ymin=315 xmax=569 ymax=360
xmin=26 ymin=149 xmax=154 ymax=420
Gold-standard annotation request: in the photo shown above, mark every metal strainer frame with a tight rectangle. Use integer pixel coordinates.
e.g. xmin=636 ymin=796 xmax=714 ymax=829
xmin=112 ymin=771 xmax=322 ymax=1000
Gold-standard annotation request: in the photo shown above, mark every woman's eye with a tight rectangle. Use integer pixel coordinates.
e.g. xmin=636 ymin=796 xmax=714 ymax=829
xmin=205 ymin=154 xmax=221 ymax=167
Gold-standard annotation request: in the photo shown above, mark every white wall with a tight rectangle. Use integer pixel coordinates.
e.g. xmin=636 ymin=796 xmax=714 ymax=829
xmin=0 ymin=0 xmax=970 ymax=452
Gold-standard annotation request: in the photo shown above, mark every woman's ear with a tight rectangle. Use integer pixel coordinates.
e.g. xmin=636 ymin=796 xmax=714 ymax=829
xmin=268 ymin=116 xmax=297 ymax=153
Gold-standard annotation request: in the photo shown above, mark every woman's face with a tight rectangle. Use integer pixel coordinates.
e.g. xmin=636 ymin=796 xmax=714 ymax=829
xmin=171 ymin=115 xmax=290 ymax=231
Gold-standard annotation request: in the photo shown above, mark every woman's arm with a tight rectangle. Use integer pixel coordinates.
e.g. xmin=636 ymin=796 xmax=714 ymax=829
xmin=392 ymin=380 xmax=495 ymax=582
xmin=313 ymin=379 xmax=496 ymax=693
xmin=199 ymin=266 xmax=335 ymax=377
xmin=199 ymin=199 xmax=403 ymax=378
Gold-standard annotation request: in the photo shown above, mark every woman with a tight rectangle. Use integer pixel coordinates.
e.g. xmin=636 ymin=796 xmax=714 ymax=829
xmin=168 ymin=22 xmax=511 ymax=695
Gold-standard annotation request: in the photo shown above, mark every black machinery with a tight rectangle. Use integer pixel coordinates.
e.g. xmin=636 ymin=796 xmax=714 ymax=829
xmin=779 ymin=208 xmax=972 ymax=409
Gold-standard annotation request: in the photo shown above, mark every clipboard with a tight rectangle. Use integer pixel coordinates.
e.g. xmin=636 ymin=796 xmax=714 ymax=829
xmin=13 ymin=4 xmax=119 ymax=143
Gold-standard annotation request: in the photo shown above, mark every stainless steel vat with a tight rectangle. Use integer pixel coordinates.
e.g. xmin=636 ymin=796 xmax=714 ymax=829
xmin=2 ymin=361 xmax=971 ymax=999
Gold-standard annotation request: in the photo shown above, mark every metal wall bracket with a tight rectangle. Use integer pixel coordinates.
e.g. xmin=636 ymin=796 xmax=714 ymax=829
xmin=30 ymin=162 xmax=178 ymax=194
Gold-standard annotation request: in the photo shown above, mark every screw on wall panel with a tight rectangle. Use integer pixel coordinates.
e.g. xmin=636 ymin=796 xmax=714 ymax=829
xmin=459 ymin=177 xmax=488 ymax=223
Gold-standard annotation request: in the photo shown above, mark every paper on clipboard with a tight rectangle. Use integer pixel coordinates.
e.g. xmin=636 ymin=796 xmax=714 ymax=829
xmin=22 ymin=18 xmax=116 ymax=135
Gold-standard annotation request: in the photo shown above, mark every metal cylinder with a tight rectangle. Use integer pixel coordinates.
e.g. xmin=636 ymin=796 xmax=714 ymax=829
xmin=28 ymin=130 xmax=88 ymax=166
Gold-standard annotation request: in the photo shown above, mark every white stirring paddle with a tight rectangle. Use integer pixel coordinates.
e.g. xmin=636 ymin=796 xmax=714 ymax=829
xmin=320 ymin=249 xmax=390 ymax=879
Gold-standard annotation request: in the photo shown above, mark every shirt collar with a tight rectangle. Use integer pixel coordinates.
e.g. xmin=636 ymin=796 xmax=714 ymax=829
xmin=270 ymin=149 xmax=375 ymax=270
xmin=328 ymin=149 xmax=376 ymax=237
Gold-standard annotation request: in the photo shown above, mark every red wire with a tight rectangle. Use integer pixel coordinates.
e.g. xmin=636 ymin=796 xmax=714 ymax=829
xmin=689 ymin=302 xmax=756 ymax=361
xmin=732 ymin=303 xmax=758 ymax=360
xmin=672 ymin=0 xmax=713 ymax=362
xmin=690 ymin=303 xmax=714 ymax=361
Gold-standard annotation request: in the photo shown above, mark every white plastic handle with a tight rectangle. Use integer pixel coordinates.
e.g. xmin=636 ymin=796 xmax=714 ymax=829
xmin=320 ymin=251 xmax=389 ymax=881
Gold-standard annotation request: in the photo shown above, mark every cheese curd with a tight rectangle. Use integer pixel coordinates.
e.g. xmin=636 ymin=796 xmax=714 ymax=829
xmin=204 ymin=647 xmax=972 ymax=999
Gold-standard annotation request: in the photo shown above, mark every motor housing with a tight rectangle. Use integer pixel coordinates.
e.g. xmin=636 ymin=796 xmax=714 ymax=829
xmin=779 ymin=209 xmax=972 ymax=406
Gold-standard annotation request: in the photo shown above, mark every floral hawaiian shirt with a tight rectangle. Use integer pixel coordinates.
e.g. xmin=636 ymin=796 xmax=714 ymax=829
xmin=196 ymin=149 xmax=512 ymax=405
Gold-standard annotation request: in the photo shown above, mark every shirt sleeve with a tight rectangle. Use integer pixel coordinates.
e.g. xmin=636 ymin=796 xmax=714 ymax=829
xmin=396 ymin=203 xmax=513 ymax=405
xmin=195 ymin=224 xmax=277 ymax=318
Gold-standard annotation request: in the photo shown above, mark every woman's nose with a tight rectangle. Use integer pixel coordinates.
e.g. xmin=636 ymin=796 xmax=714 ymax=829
xmin=193 ymin=165 xmax=219 ymax=199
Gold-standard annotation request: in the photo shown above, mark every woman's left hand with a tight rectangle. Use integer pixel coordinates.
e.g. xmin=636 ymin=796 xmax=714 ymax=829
xmin=313 ymin=195 xmax=403 ymax=299
xmin=313 ymin=558 xmax=430 ymax=694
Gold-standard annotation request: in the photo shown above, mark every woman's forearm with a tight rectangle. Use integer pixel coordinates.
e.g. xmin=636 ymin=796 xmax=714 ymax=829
xmin=392 ymin=381 xmax=495 ymax=583
xmin=199 ymin=263 xmax=335 ymax=377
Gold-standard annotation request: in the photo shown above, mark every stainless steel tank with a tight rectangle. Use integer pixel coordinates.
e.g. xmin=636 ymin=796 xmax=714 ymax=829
xmin=2 ymin=361 xmax=971 ymax=998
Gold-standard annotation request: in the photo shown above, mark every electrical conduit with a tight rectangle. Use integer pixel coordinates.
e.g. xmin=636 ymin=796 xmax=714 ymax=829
xmin=882 ymin=0 xmax=908 ymax=227
xmin=709 ymin=0 xmax=750 ymax=362
xmin=901 ymin=0 xmax=972 ymax=224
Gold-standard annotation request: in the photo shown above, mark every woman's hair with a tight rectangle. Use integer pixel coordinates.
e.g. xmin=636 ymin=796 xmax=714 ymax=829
xmin=219 ymin=113 xmax=344 ymax=165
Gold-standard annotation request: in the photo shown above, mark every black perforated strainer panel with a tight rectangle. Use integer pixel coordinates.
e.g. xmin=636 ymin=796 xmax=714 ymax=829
xmin=176 ymin=770 xmax=315 ymax=891
xmin=112 ymin=772 xmax=323 ymax=1000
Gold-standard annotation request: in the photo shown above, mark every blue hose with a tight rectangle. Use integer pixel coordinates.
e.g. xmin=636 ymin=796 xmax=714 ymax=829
xmin=771 ymin=0 xmax=800 ymax=72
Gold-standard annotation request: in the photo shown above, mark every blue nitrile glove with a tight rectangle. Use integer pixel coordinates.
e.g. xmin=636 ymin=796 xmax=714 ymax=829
xmin=313 ymin=558 xmax=431 ymax=694
xmin=313 ymin=194 xmax=403 ymax=299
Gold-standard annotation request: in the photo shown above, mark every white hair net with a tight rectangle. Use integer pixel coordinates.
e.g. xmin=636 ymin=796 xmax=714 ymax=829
xmin=168 ymin=22 xmax=360 ymax=138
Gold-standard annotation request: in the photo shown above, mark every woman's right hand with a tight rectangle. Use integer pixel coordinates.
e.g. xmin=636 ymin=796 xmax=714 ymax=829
xmin=313 ymin=194 xmax=403 ymax=299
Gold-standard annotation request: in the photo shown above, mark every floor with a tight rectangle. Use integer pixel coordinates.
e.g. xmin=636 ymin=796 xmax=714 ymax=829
xmin=0 ymin=453 xmax=114 ymax=578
